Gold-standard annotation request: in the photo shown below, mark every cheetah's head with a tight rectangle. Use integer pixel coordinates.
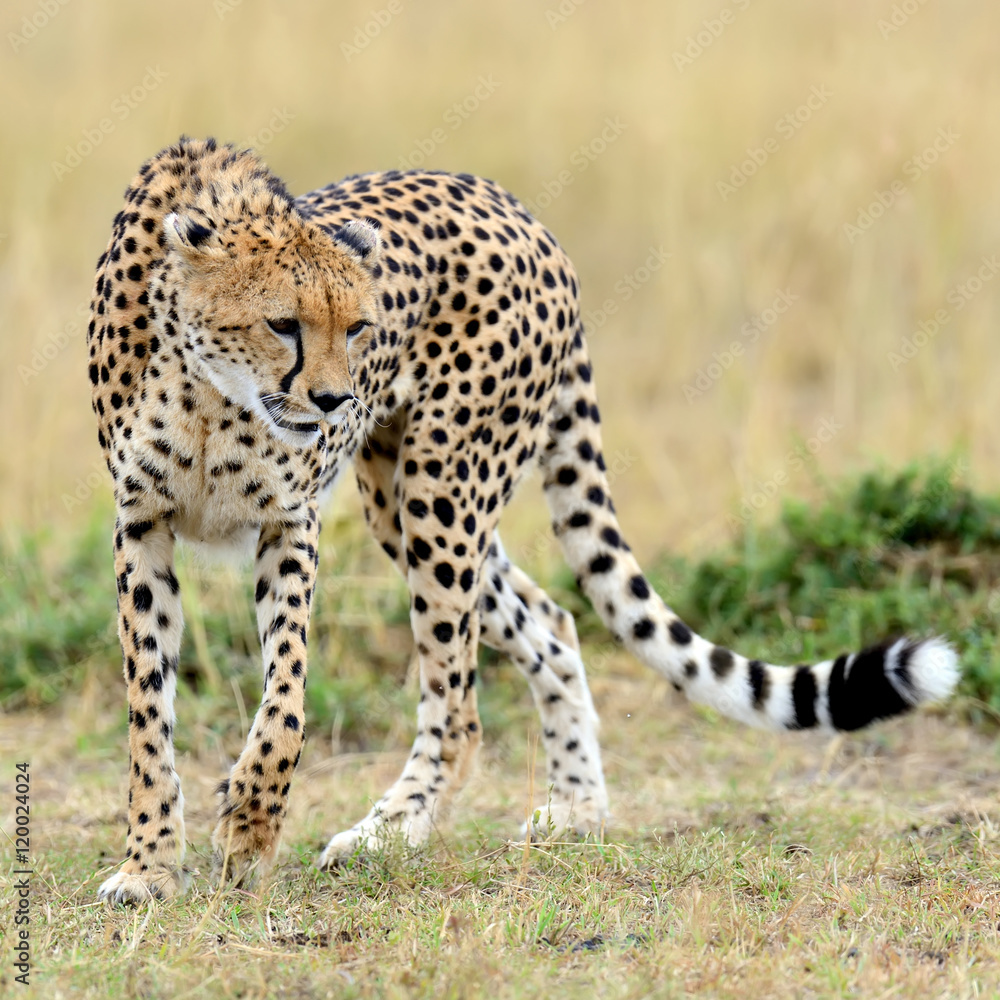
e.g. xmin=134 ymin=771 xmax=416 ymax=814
xmin=163 ymin=211 xmax=382 ymax=447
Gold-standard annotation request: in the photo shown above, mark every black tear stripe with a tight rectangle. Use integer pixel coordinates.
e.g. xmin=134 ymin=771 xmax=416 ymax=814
xmin=278 ymin=330 xmax=305 ymax=393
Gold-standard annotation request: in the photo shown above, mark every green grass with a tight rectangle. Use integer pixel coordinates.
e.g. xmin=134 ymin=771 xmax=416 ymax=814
xmin=654 ymin=460 xmax=1000 ymax=716
xmin=8 ymin=461 xmax=993 ymax=713
xmin=4 ymin=462 xmax=1000 ymax=998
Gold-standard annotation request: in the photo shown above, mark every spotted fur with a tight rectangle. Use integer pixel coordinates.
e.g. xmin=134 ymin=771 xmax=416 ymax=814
xmin=89 ymin=138 xmax=958 ymax=902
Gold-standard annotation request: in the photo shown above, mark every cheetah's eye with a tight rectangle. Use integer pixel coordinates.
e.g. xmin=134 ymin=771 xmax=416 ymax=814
xmin=266 ymin=318 xmax=300 ymax=337
xmin=346 ymin=320 xmax=370 ymax=339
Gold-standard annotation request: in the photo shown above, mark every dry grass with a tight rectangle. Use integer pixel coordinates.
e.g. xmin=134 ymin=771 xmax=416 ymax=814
xmin=3 ymin=657 xmax=1000 ymax=998
xmin=3 ymin=1 xmax=1000 ymax=997
xmin=3 ymin=0 xmax=1000 ymax=560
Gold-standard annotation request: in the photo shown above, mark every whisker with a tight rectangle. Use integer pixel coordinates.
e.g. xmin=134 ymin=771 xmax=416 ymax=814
xmin=346 ymin=401 xmax=372 ymax=451
xmin=352 ymin=395 xmax=388 ymax=429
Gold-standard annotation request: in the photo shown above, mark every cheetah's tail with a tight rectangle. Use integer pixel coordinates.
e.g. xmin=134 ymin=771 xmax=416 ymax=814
xmin=540 ymin=335 xmax=959 ymax=733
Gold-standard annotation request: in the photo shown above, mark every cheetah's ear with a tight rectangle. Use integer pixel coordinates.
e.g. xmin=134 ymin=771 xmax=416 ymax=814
xmin=163 ymin=212 xmax=226 ymax=268
xmin=331 ymin=219 xmax=382 ymax=271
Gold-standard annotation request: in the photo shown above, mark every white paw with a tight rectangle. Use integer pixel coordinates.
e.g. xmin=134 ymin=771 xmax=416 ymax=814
xmin=317 ymin=827 xmax=371 ymax=870
xmin=521 ymin=799 xmax=608 ymax=842
xmin=318 ymin=809 xmax=435 ymax=870
xmin=97 ymin=868 xmax=187 ymax=904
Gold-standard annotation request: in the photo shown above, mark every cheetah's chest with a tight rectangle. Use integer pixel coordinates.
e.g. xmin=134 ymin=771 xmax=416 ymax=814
xmin=122 ymin=370 xmax=329 ymax=552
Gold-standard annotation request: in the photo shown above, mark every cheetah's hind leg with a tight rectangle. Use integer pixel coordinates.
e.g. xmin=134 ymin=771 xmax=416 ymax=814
xmin=478 ymin=538 xmax=609 ymax=842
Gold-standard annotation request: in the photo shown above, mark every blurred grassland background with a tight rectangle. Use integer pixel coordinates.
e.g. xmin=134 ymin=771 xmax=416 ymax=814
xmin=7 ymin=3 xmax=1000 ymax=996
xmin=2 ymin=0 xmax=999 ymax=560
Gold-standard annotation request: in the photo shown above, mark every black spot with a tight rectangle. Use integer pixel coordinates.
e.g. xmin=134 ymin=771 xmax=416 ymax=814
xmin=633 ymin=618 xmax=655 ymax=640
xmin=433 ymin=497 xmax=454 ymax=527
xmin=132 ymin=584 xmax=153 ymax=613
xmin=629 ymin=575 xmax=650 ymax=600
xmin=601 ymin=527 xmax=620 ymax=548
xmin=710 ymin=647 xmax=734 ymax=678
xmin=433 ymin=622 xmax=454 ymax=644
xmin=669 ymin=620 xmax=692 ymax=645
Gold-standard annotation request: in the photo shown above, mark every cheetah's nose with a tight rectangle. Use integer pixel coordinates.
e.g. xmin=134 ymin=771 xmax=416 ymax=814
xmin=309 ymin=391 xmax=352 ymax=413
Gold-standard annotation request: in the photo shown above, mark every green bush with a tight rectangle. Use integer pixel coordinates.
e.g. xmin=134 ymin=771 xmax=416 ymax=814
xmin=4 ymin=462 xmax=999 ymax=720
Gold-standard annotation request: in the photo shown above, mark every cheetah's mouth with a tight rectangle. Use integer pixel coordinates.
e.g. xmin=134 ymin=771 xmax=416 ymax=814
xmin=261 ymin=398 xmax=322 ymax=437
xmin=271 ymin=415 xmax=321 ymax=435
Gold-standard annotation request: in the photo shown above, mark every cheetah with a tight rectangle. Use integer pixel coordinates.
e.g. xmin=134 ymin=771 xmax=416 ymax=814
xmin=88 ymin=137 xmax=958 ymax=903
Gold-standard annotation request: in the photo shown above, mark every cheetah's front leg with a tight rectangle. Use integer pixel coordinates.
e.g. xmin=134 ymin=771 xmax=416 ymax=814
xmin=98 ymin=518 xmax=186 ymax=904
xmin=211 ymin=510 xmax=320 ymax=887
